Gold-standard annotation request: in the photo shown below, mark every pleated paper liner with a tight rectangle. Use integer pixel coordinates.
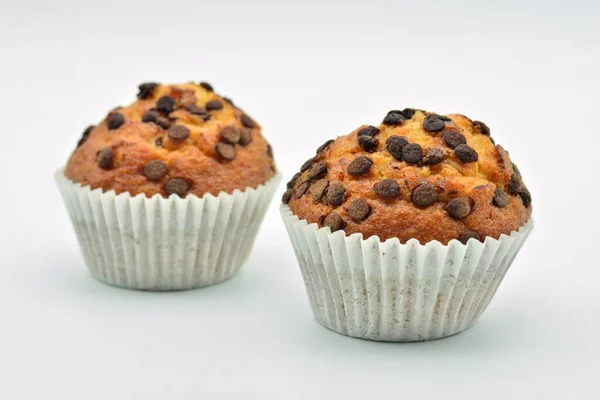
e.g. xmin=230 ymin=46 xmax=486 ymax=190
xmin=56 ymin=170 xmax=281 ymax=291
xmin=281 ymin=204 xmax=533 ymax=342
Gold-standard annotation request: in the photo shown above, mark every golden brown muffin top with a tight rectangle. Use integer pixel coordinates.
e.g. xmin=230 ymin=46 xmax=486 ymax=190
xmin=283 ymin=109 xmax=531 ymax=245
xmin=65 ymin=82 xmax=276 ymax=198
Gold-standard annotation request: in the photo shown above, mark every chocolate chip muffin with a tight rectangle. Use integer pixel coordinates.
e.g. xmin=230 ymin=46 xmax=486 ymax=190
xmin=283 ymin=109 xmax=531 ymax=244
xmin=66 ymin=82 xmax=276 ymax=198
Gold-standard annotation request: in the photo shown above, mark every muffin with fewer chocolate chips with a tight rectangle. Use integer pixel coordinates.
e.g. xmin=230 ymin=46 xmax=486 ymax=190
xmin=57 ymin=82 xmax=280 ymax=290
xmin=281 ymin=108 xmax=533 ymax=341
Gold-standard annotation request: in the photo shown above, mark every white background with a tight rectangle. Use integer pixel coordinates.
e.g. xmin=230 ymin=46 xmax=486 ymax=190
xmin=1 ymin=0 xmax=599 ymax=398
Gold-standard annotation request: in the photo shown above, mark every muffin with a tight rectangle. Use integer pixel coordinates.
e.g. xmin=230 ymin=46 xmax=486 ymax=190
xmin=57 ymin=82 xmax=280 ymax=290
xmin=280 ymin=108 xmax=533 ymax=341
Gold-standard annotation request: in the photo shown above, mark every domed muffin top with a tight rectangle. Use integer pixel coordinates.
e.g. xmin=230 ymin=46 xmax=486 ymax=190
xmin=283 ymin=109 xmax=531 ymax=245
xmin=65 ymin=82 xmax=276 ymax=198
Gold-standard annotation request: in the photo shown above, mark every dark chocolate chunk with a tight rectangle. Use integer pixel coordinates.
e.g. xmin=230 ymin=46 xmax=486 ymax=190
xmin=185 ymin=104 xmax=208 ymax=117
xmin=447 ymin=197 xmax=472 ymax=219
xmin=220 ymin=126 xmax=241 ymax=144
xmin=402 ymin=108 xmax=416 ymax=119
xmin=165 ymin=178 xmax=190 ymax=197
xmin=77 ymin=125 xmax=94 ymax=147
xmin=311 ymin=179 xmax=329 ymax=201
xmin=238 ymin=128 xmax=252 ymax=146
xmin=107 ymin=113 xmax=125 ymax=130
xmin=422 ymin=148 xmax=444 ymax=165
xmin=316 ymin=139 xmax=334 ymax=154
xmin=205 ymin=100 xmax=223 ymax=111
xmin=411 ymin=183 xmax=438 ymax=208
xmin=508 ymin=173 xmax=522 ymax=194
xmin=199 ymin=81 xmax=214 ymax=92
xmin=454 ymin=144 xmax=479 ymax=163
xmin=386 ymin=135 xmax=409 ymax=161
xmin=374 ymin=179 xmax=400 ymax=200
xmin=287 ymin=172 xmax=301 ymax=189
xmin=326 ymin=182 xmax=346 ymax=206
xmin=156 ymin=116 xmax=171 ymax=129
xmin=267 ymin=144 xmax=273 ymax=159
xmin=347 ymin=156 xmax=373 ymax=176
xmin=97 ymin=148 xmax=114 ymax=170
xmin=137 ymin=82 xmax=158 ymax=99
xmin=282 ymin=189 xmax=293 ymax=204
xmin=155 ymin=137 xmax=163 ymax=147
xmin=459 ymin=231 xmax=481 ymax=244
xmin=144 ymin=160 xmax=168 ymax=181
xmin=358 ymin=135 xmax=379 ymax=152
xmin=294 ymin=181 xmax=310 ymax=199
xmin=383 ymin=110 xmax=407 ymax=125
xmin=300 ymin=157 xmax=316 ymax=172
xmin=492 ymin=188 xmax=510 ymax=208
xmin=142 ymin=110 xmax=159 ymax=123
xmin=402 ymin=143 xmax=423 ymax=164
xmin=215 ymin=143 xmax=236 ymax=160
xmin=423 ymin=115 xmax=445 ymax=132
xmin=437 ymin=115 xmax=452 ymax=122
xmin=323 ymin=212 xmax=344 ymax=232
xmin=357 ymin=126 xmax=380 ymax=137
xmin=307 ymin=161 xmax=327 ymax=179
xmin=512 ymin=163 xmax=522 ymax=178
xmin=240 ymin=114 xmax=257 ymax=128
xmin=157 ymin=96 xmax=176 ymax=113
xmin=168 ymin=125 xmax=191 ymax=140
xmin=442 ymin=130 xmax=467 ymax=148
xmin=222 ymin=97 xmax=234 ymax=106
xmin=347 ymin=198 xmax=371 ymax=222
xmin=519 ymin=189 xmax=532 ymax=207
xmin=473 ymin=120 xmax=490 ymax=136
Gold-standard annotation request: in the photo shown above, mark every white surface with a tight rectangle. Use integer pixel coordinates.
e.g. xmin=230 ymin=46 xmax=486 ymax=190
xmin=1 ymin=0 xmax=599 ymax=398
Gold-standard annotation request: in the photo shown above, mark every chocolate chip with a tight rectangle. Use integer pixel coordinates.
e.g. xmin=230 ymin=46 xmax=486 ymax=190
xmin=347 ymin=156 xmax=373 ymax=176
xmin=326 ymin=182 xmax=346 ymax=206
xmin=447 ymin=197 xmax=472 ymax=219
xmin=316 ymin=139 xmax=334 ymax=154
xmin=107 ymin=113 xmax=125 ymax=130
xmin=199 ymin=81 xmax=214 ymax=92
xmin=386 ymin=135 xmax=409 ymax=161
xmin=442 ymin=130 xmax=467 ymax=148
xmin=423 ymin=115 xmax=445 ymax=132
xmin=142 ymin=110 xmax=159 ymax=123
xmin=222 ymin=97 xmax=234 ymax=106
xmin=215 ymin=143 xmax=236 ymax=160
xmin=294 ymin=181 xmax=310 ymax=199
xmin=97 ymin=148 xmax=113 ymax=170
xmin=185 ymin=104 xmax=208 ymax=116
xmin=411 ymin=183 xmax=438 ymax=208
xmin=311 ymin=179 xmax=329 ymax=201
xmin=402 ymin=143 xmax=423 ymax=164
xmin=282 ymin=189 xmax=293 ymax=204
xmin=307 ymin=161 xmax=327 ymax=179
xmin=374 ymin=179 xmax=400 ymax=200
xmin=454 ymin=144 xmax=479 ymax=163
xmin=508 ymin=173 xmax=522 ymax=194
xmin=492 ymin=188 xmax=510 ymax=208
xmin=459 ymin=231 xmax=481 ymax=244
xmin=357 ymin=126 xmax=380 ymax=137
xmin=402 ymin=108 xmax=416 ymax=119
xmin=205 ymin=100 xmax=223 ymax=111
xmin=300 ymin=157 xmax=316 ymax=172
xmin=144 ymin=160 xmax=168 ymax=181
xmin=156 ymin=117 xmax=171 ymax=129
xmin=157 ymin=96 xmax=176 ymax=113
xmin=519 ymin=189 xmax=532 ymax=207
xmin=512 ymin=163 xmax=522 ymax=178
xmin=77 ymin=125 xmax=94 ymax=147
xmin=473 ymin=120 xmax=490 ymax=136
xmin=238 ymin=129 xmax=252 ymax=146
xmin=155 ymin=137 xmax=163 ymax=147
xmin=220 ymin=126 xmax=241 ymax=144
xmin=422 ymin=148 xmax=444 ymax=165
xmin=287 ymin=172 xmax=301 ymax=189
xmin=168 ymin=125 xmax=191 ymax=141
xmin=137 ymin=82 xmax=158 ymax=99
xmin=383 ymin=110 xmax=407 ymax=125
xmin=437 ymin=115 xmax=452 ymax=122
xmin=240 ymin=114 xmax=256 ymax=128
xmin=358 ymin=135 xmax=379 ymax=152
xmin=165 ymin=178 xmax=190 ymax=197
xmin=348 ymin=198 xmax=371 ymax=222
xmin=323 ymin=212 xmax=344 ymax=232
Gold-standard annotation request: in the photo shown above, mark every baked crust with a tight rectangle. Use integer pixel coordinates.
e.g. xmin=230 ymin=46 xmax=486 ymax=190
xmin=284 ymin=110 xmax=531 ymax=244
xmin=65 ymin=82 xmax=275 ymax=198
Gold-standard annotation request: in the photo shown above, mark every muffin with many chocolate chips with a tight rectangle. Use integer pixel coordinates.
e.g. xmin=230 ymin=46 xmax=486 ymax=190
xmin=282 ymin=108 xmax=531 ymax=244
xmin=57 ymin=82 xmax=280 ymax=291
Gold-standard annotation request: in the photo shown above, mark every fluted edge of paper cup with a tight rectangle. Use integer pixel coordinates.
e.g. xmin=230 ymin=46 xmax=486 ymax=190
xmin=280 ymin=204 xmax=533 ymax=342
xmin=55 ymin=170 xmax=281 ymax=291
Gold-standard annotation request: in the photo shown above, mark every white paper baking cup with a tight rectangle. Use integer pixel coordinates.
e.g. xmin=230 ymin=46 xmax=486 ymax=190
xmin=55 ymin=170 xmax=281 ymax=291
xmin=281 ymin=204 xmax=533 ymax=342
